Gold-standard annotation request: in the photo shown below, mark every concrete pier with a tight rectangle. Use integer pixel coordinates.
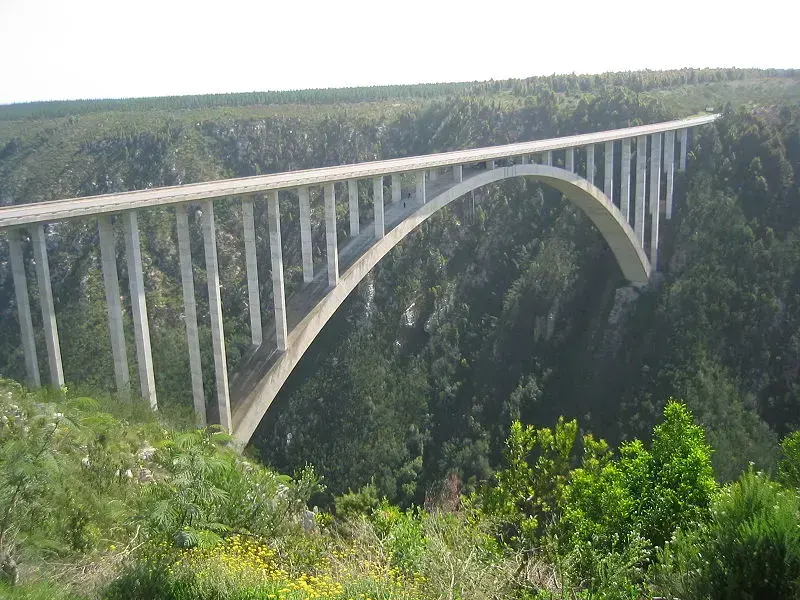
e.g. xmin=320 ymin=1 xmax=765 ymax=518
xmin=544 ymin=151 xmax=552 ymax=166
xmin=122 ymin=211 xmax=155 ymax=407
xmin=453 ymin=165 xmax=463 ymax=182
xmin=347 ymin=180 xmax=359 ymax=237
xmin=649 ymin=133 xmax=662 ymax=267
xmin=31 ymin=224 xmax=64 ymax=388
xmin=98 ymin=215 xmax=130 ymax=396
xmin=430 ymin=168 xmax=438 ymax=181
xmin=664 ymin=131 xmax=676 ymax=218
xmin=299 ymin=186 xmax=314 ymax=283
xmin=200 ymin=200 xmax=231 ymax=430
xmin=604 ymin=141 xmax=614 ymax=200
xmin=486 ymin=160 xmax=495 ymax=170
xmin=634 ymin=135 xmax=647 ymax=247
xmin=7 ymin=229 xmax=40 ymax=388
xmin=175 ymin=205 xmax=205 ymax=427
xmin=678 ymin=128 xmax=688 ymax=171
xmin=621 ymin=139 xmax=631 ymax=221
xmin=586 ymin=145 xmax=595 ymax=185
xmin=324 ymin=183 xmax=339 ymax=287
xmin=416 ymin=171 xmax=426 ymax=205
xmin=520 ymin=155 xmax=529 ymax=165
xmin=373 ymin=177 xmax=385 ymax=239
xmin=565 ymin=148 xmax=574 ymax=172
xmin=267 ymin=191 xmax=288 ymax=352
xmin=391 ymin=174 xmax=401 ymax=204
xmin=241 ymin=197 xmax=262 ymax=346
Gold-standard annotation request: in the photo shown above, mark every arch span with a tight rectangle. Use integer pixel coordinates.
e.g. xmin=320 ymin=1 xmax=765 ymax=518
xmin=232 ymin=163 xmax=650 ymax=444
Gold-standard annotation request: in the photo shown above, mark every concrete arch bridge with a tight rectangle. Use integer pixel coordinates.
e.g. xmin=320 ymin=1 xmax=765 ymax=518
xmin=0 ymin=114 xmax=718 ymax=444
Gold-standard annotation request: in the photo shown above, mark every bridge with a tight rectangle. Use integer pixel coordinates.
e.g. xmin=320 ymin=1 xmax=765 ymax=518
xmin=0 ymin=114 xmax=718 ymax=444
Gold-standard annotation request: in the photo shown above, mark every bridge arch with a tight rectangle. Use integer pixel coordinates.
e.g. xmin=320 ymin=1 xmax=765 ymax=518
xmin=233 ymin=163 xmax=650 ymax=444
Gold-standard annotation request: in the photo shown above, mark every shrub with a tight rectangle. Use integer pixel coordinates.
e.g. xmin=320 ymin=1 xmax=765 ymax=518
xmin=654 ymin=470 xmax=800 ymax=599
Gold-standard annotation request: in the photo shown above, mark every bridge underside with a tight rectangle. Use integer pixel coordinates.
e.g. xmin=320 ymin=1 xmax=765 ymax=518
xmin=230 ymin=163 xmax=649 ymax=445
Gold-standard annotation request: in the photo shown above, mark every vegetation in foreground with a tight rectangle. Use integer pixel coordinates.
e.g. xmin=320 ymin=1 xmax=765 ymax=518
xmin=3 ymin=379 xmax=800 ymax=599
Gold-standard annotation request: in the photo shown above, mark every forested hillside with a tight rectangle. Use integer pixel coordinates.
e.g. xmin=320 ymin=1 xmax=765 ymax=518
xmin=3 ymin=67 xmax=800 ymax=599
xmin=2 ymin=69 xmax=800 ymax=501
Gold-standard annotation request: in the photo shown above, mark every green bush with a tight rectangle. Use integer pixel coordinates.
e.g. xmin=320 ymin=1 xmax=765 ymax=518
xmin=655 ymin=470 xmax=800 ymax=599
xmin=779 ymin=430 xmax=800 ymax=488
xmin=370 ymin=501 xmax=427 ymax=574
xmin=562 ymin=402 xmax=717 ymax=554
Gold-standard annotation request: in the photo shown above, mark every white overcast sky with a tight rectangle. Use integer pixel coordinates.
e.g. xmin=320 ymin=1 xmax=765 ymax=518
xmin=0 ymin=0 xmax=797 ymax=105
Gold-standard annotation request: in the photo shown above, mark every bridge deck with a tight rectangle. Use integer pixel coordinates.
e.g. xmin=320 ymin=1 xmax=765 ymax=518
xmin=0 ymin=115 xmax=717 ymax=229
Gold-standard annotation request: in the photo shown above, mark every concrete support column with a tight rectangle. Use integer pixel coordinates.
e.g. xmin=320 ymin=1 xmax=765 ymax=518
xmin=565 ymin=148 xmax=574 ymax=172
xmin=122 ymin=212 xmax=155 ymax=407
xmin=298 ymin=186 xmax=314 ymax=283
xmin=346 ymin=180 xmax=359 ymax=238
xmin=649 ymin=133 xmax=662 ymax=267
xmin=544 ymin=151 xmax=552 ymax=166
xmin=678 ymin=128 xmax=688 ymax=171
xmin=604 ymin=141 xmax=614 ymax=200
xmin=486 ymin=160 xmax=495 ymax=170
xmin=453 ymin=164 xmax=463 ymax=182
xmin=175 ymin=205 xmax=205 ymax=427
xmin=324 ymin=183 xmax=339 ymax=287
xmin=30 ymin=224 xmax=64 ymax=388
xmin=430 ymin=168 xmax=438 ymax=181
xmin=373 ymin=176 xmax=385 ymax=239
xmin=241 ymin=197 xmax=262 ymax=346
xmin=520 ymin=155 xmax=529 ymax=165
xmin=586 ymin=145 xmax=595 ymax=185
xmin=267 ymin=191 xmax=288 ymax=353
xmin=391 ymin=174 xmax=401 ymax=204
xmin=7 ymin=229 xmax=40 ymax=388
xmin=415 ymin=171 xmax=426 ymax=205
xmin=664 ymin=130 xmax=676 ymax=219
xmin=634 ymin=135 xmax=647 ymax=247
xmin=621 ymin=139 xmax=632 ymax=222
xmin=200 ymin=200 xmax=230 ymax=431
xmin=98 ymin=216 xmax=130 ymax=396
